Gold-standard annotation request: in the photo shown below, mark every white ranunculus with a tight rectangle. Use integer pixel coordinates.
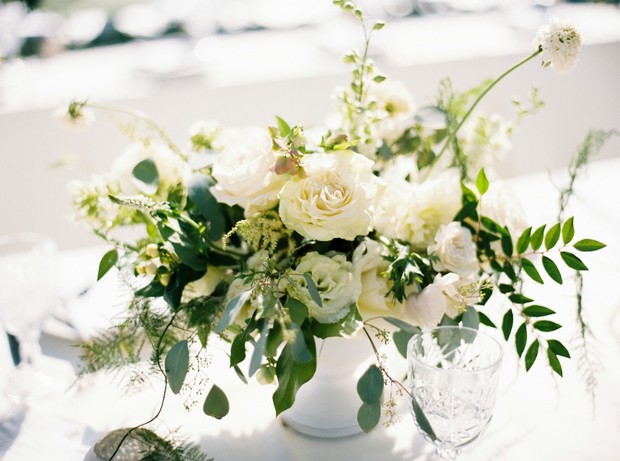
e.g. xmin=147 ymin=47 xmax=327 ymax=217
xmin=278 ymin=150 xmax=381 ymax=241
xmin=428 ymin=222 xmax=479 ymax=277
xmin=210 ymin=127 xmax=287 ymax=217
xmin=353 ymin=239 xmax=405 ymax=320
xmin=111 ymin=142 xmax=190 ymax=196
xmin=288 ymin=252 xmax=361 ymax=324
xmin=534 ymin=17 xmax=582 ymax=73
xmin=404 ymin=273 xmax=464 ymax=328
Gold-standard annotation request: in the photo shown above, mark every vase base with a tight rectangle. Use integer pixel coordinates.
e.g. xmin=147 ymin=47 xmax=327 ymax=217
xmin=281 ymin=415 xmax=363 ymax=439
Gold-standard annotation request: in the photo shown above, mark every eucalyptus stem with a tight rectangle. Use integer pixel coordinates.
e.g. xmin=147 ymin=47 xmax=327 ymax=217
xmin=428 ymin=49 xmax=542 ymax=176
xmin=84 ymin=101 xmax=184 ymax=159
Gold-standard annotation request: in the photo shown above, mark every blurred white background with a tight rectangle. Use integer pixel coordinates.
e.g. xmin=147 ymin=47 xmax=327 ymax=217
xmin=0 ymin=0 xmax=619 ymax=249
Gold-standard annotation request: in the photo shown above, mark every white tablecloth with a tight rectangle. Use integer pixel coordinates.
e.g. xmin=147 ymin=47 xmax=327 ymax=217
xmin=1 ymin=156 xmax=619 ymax=460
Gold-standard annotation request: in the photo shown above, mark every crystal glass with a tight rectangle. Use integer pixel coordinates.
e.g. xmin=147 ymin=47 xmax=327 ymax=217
xmin=407 ymin=326 xmax=503 ymax=460
xmin=0 ymin=233 xmax=60 ymax=403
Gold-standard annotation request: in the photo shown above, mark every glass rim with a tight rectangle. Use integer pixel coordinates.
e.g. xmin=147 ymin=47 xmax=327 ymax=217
xmin=407 ymin=325 xmax=504 ymax=374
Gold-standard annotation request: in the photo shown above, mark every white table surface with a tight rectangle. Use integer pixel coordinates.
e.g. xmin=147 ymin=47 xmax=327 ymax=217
xmin=1 ymin=156 xmax=619 ymax=460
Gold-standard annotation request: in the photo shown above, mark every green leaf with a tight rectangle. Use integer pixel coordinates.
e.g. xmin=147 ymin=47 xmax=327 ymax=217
xmin=509 ymin=293 xmax=534 ymax=305
xmin=215 ymin=290 xmax=252 ymax=333
xmin=357 ymin=401 xmax=381 ymax=433
xmin=544 ymin=223 xmax=561 ymax=250
xmin=476 ymin=168 xmax=489 ymax=195
xmin=481 ymin=217 xmax=506 ymax=235
xmin=303 ymin=273 xmax=322 ymax=307
xmin=547 ymin=339 xmax=571 ymax=358
xmin=289 ymin=324 xmax=313 ymax=363
xmin=478 ymin=312 xmax=496 ymax=328
xmin=523 ymin=305 xmax=556 ymax=317
xmin=382 ymin=316 xmax=421 ymax=335
xmin=411 ymin=395 xmax=437 ymax=442
xmin=533 ymin=320 xmax=562 ymax=332
xmin=561 ymin=217 xmax=575 ymax=245
xmin=502 ymin=309 xmax=513 ymax=340
xmin=516 ymin=227 xmax=532 ymax=254
xmin=187 ymin=174 xmax=226 ymax=240
xmin=547 ymin=349 xmax=563 ymax=377
xmin=525 ymin=340 xmax=539 ymax=371
xmin=286 ymin=298 xmax=308 ymax=326
xmin=462 ymin=306 xmax=480 ymax=330
xmin=203 ymin=384 xmax=229 ymax=419
xmin=357 ymin=365 xmax=384 ymax=404
xmin=273 ymin=331 xmax=316 ymax=415
xmin=521 ymin=258 xmax=543 ymax=284
xmin=248 ymin=322 xmax=269 ymax=377
xmin=393 ymin=330 xmax=414 ymax=357
xmin=372 ymin=21 xmax=385 ymax=30
xmin=97 ymin=248 xmax=118 ymax=281
xmin=275 ymin=115 xmax=291 ymax=138
xmin=373 ymin=75 xmax=386 ymax=83
xmin=530 ymin=225 xmax=546 ymax=251
xmin=573 ymin=239 xmax=606 ymax=252
xmin=310 ymin=305 xmax=362 ymax=339
xmin=165 ymin=340 xmax=189 ymax=394
xmin=515 ymin=323 xmax=527 ymax=357
xmin=132 ymin=158 xmax=159 ymax=195
xmin=542 ymin=256 xmax=563 ymax=284
xmin=560 ymin=251 xmax=588 ymax=271
xmin=501 ymin=232 xmax=513 ymax=257
xmin=233 ymin=365 xmax=248 ymax=384
xmin=163 ymin=265 xmax=203 ymax=310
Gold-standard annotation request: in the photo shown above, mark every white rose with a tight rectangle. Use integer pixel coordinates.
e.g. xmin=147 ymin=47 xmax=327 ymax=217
xmin=404 ymin=273 xmax=464 ymax=328
xmin=210 ymin=127 xmax=287 ymax=217
xmin=373 ymin=177 xmax=424 ymax=243
xmin=428 ymin=222 xmax=479 ymax=277
xmin=279 ymin=150 xmax=381 ymax=241
xmin=353 ymin=239 xmax=404 ymax=320
xmin=111 ymin=142 xmax=190 ymax=196
xmin=288 ymin=252 xmax=361 ymax=324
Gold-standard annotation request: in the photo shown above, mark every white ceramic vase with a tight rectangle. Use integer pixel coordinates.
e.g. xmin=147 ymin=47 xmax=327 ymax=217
xmin=281 ymin=334 xmax=374 ymax=438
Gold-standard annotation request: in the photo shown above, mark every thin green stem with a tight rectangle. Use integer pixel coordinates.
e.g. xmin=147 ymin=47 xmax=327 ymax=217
xmin=428 ymin=49 xmax=542 ymax=176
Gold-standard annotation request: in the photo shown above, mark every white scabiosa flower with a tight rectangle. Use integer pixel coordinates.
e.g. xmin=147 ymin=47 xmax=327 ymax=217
xmin=54 ymin=100 xmax=95 ymax=129
xmin=534 ymin=17 xmax=582 ymax=73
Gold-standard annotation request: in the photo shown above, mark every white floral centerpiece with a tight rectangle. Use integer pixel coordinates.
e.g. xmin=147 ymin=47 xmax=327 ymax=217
xmin=63 ymin=2 xmax=609 ymax=457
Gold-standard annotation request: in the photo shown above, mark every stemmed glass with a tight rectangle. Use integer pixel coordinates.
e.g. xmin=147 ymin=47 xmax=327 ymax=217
xmin=407 ymin=326 xmax=503 ymax=460
xmin=0 ymin=233 xmax=60 ymax=403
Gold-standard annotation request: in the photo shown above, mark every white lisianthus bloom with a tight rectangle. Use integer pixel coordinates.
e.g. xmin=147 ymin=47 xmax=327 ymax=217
xmin=288 ymin=252 xmax=361 ymax=324
xmin=404 ymin=273 xmax=468 ymax=328
xmin=428 ymin=222 xmax=479 ymax=277
xmin=353 ymin=239 xmax=405 ymax=320
xmin=210 ymin=127 xmax=287 ymax=217
xmin=279 ymin=150 xmax=381 ymax=241
xmin=534 ymin=17 xmax=582 ymax=73
xmin=410 ymin=170 xmax=462 ymax=249
xmin=111 ymin=142 xmax=190 ymax=196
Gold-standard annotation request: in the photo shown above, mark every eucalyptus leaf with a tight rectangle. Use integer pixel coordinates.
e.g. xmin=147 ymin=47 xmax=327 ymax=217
xmin=97 ymin=248 xmax=118 ymax=281
xmin=561 ymin=217 xmax=575 ymax=245
xmin=542 ymin=256 xmax=563 ymax=284
xmin=249 ymin=322 xmax=269 ymax=377
xmin=462 ymin=306 xmax=480 ymax=330
xmin=203 ymin=384 xmax=229 ymax=419
xmin=187 ymin=174 xmax=226 ymax=240
xmin=165 ymin=340 xmax=189 ymax=394
xmin=310 ymin=305 xmax=362 ymax=339
xmin=357 ymin=401 xmax=381 ymax=433
xmin=302 ymin=273 xmax=322 ymax=308
xmin=393 ymin=330 xmax=414 ymax=357
xmin=290 ymin=324 xmax=313 ymax=363
xmin=560 ymin=251 xmax=588 ymax=271
xmin=411 ymin=395 xmax=437 ymax=441
xmin=382 ymin=316 xmax=421 ymax=335
xmin=215 ymin=290 xmax=252 ymax=333
xmin=286 ymin=298 xmax=308 ymax=326
xmin=357 ymin=365 xmax=384 ymax=404
xmin=525 ymin=339 xmax=539 ymax=371
xmin=132 ymin=158 xmax=159 ymax=195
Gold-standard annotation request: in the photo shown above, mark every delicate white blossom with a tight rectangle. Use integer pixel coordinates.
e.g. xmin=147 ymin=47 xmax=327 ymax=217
xmin=54 ymin=101 xmax=95 ymax=129
xmin=534 ymin=17 xmax=582 ymax=73
xmin=428 ymin=222 xmax=479 ymax=277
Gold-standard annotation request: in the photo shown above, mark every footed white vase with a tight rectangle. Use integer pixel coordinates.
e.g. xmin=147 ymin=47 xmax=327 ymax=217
xmin=281 ymin=334 xmax=374 ymax=438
